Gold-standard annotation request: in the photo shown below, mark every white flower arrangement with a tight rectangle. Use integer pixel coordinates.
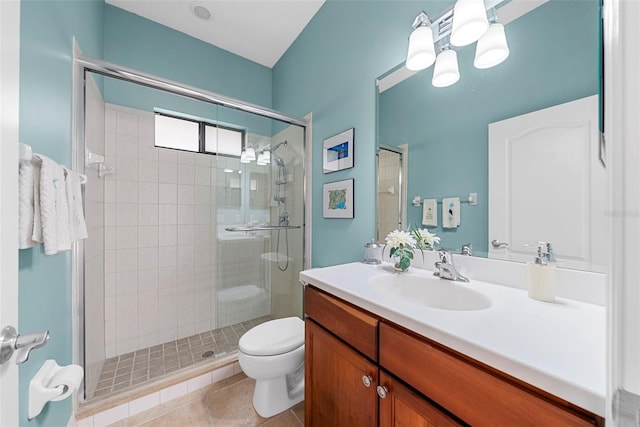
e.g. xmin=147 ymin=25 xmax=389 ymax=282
xmin=385 ymin=227 xmax=440 ymax=272
xmin=412 ymin=228 xmax=441 ymax=250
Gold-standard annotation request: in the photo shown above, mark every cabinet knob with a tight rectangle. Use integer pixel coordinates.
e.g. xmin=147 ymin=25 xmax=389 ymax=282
xmin=377 ymin=385 xmax=388 ymax=399
xmin=362 ymin=375 xmax=373 ymax=388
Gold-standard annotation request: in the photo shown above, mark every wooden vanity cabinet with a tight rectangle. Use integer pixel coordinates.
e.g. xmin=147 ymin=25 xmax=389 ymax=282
xmin=305 ymin=285 xmax=461 ymax=427
xmin=304 ymin=285 xmax=604 ymax=427
xmin=305 ymin=319 xmax=378 ymax=426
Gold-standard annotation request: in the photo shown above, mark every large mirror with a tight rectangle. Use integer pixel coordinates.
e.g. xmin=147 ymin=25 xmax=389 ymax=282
xmin=376 ymin=0 xmax=603 ymax=272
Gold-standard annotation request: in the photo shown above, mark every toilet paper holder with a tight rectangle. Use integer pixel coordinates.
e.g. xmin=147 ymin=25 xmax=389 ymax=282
xmin=29 ymin=359 xmax=84 ymax=420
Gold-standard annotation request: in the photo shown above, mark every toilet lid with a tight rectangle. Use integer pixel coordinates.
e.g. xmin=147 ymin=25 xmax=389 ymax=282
xmin=239 ymin=317 xmax=304 ymax=356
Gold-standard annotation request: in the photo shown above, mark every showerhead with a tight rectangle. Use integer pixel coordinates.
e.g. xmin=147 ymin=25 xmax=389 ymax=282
xmin=269 ymin=140 xmax=288 ymax=153
xmin=272 ymin=153 xmax=286 ymax=167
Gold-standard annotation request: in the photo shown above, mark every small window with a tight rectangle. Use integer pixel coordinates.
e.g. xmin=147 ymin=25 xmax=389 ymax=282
xmin=155 ymin=114 xmax=199 ymax=151
xmin=154 ymin=112 xmax=244 ymax=157
xmin=204 ymin=125 xmax=242 ymax=157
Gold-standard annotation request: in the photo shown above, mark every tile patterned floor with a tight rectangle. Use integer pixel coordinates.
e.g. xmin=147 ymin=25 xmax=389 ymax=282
xmin=93 ymin=317 xmax=271 ymax=399
xmin=107 ymin=373 xmax=304 ymax=427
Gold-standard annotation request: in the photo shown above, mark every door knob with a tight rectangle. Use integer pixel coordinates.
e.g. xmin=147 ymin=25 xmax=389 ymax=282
xmin=0 ymin=326 xmax=49 ymax=365
xmin=491 ymin=239 xmax=509 ymax=249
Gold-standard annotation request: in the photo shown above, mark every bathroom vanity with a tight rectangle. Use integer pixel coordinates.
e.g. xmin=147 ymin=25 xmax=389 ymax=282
xmin=301 ymin=262 xmax=605 ymax=426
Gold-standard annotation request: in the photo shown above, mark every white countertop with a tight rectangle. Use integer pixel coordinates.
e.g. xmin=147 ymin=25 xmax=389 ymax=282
xmin=300 ymin=262 xmax=606 ymax=416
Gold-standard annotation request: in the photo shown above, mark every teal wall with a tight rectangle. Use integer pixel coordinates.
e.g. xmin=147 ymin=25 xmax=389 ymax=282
xmin=273 ymin=1 xmax=448 ymax=267
xmin=273 ymin=0 xmax=599 ymax=266
xmin=379 ymin=0 xmax=600 ymax=256
xmin=19 ymin=1 xmax=104 ymax=425
xmin=102 ymin=4 xmax=275 ymax=141
xmin=103 ymin=4 xmax=272 ymax=110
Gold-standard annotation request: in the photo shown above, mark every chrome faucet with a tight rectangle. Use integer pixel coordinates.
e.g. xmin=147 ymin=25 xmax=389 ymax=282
xmin=460 ymin=243 xmax=472 ymax=256
xmin=434 ymin=250 xmax=469 ymax=282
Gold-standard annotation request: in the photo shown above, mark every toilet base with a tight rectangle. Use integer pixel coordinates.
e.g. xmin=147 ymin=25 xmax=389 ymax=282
xmin=252 ymin=364 xmax=304 ymax=418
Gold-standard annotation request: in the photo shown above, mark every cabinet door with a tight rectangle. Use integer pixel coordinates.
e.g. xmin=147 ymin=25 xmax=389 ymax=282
xmin=379 ymin=371 xmax=462 ymax=427
xmin=305 ymin=319 xmax=378 ymax=427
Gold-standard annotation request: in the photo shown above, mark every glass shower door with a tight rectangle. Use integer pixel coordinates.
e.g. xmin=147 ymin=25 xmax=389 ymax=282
xmin=213 ymin=107 xmax=305 ymax=345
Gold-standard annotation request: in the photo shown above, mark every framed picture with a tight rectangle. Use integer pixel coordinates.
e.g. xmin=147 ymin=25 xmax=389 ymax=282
xmin=323 ymin=128 xmax=354 ymax=173
xmin=323 ymin=179 xmax=354 ymax=219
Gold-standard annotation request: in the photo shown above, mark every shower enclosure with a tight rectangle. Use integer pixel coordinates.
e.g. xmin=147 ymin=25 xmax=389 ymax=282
xmin=79 ymin=59 xmax=306 ymax=402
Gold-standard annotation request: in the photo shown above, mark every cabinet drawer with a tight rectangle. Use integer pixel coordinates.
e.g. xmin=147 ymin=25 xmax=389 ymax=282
xmin=379 ymin=322 xmax=599 ymax=426
xmin=305 ymin=285 xmax=378 ymax=361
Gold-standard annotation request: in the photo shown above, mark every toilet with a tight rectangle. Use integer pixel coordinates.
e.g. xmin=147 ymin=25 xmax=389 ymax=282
xmin=237 ymin=316 xmax=305 ymax=418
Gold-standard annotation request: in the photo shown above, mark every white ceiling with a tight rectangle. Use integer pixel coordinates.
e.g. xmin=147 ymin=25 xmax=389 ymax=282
xmin=106 ymin=0 xmax=325 ymax=68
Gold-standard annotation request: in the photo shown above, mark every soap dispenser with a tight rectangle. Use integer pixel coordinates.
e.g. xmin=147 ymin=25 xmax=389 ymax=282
xmin=526 ymin=242 xmax=556 ymax=302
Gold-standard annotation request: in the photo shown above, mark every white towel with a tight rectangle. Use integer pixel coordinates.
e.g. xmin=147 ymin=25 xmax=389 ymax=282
xmin=18 ymin=160 xmax=37 ymax=249
xmin=37 ymin=155 xmax=71 ymax=255
xmin=422 ymin=199 xmax=438 ymax=227
xmin=31 ymin=157 xmax=43 ymax=244
xmin=442 ymin=197 xmax=460 ymax=229
xmin=65 ymin=168 xmax=88 ymax=242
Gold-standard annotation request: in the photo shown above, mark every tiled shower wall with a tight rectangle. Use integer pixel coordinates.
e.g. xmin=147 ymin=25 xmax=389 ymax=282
xmin=102 ymin=104 xmax=219 ymax=357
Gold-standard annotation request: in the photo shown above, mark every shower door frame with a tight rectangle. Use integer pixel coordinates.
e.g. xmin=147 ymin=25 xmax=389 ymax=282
xmin=72 ymin=53 xmax=308 ymax=404
xmin=376 ymin=144 xmax=407 ymax=242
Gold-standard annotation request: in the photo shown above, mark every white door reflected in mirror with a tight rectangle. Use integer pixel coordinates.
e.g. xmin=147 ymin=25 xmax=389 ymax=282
xmin=488 ymin=95 xmax=605 ymax=272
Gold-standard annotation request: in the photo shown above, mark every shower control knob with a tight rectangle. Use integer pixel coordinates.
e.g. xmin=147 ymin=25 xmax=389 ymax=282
xmin=362 ymin=374 xmax=373 ymax=388
xmin=377 ymin=385 xmax=388 ymax=399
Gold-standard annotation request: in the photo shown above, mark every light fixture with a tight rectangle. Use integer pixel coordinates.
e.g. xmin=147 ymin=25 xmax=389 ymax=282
xmin=240 ymin=146 xmax=261 ymax=164
xmin=406 ymin=12 xmax=436 ymax=71
xmin=262 ymin=150 xmax=271 ymax=164
xmin=450 ymin=0 xmax=489 ymax=47
xmin=224 ymin=168 xmax=234 ymax=173
xmin=240 ymin=151 xmax=250 ymax=163
xmin=474 ymin=9 xmax=509 ymax=69
xmin=432 ymin=44 xmax=460 ymax=88
xmin=257 ymin=152 xmax=267 ymax=165
xmin=403 ymin=1 xmax=510 ymax=88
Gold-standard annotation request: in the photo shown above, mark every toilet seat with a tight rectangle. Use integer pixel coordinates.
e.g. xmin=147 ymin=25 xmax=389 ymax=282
xmin=239 ymin=317 xmax=304 ymax=356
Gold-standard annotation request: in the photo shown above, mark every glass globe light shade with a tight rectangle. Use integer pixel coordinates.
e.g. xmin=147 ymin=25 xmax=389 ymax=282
xmin=474 ymin=22 xmax=509 ymax=69
xmin=450 ymin=0 xmax=489 ymax=47
xmin=432 ymin=49 xmax=460 ymax=88
xmin=244 ymin=147 xmax=256 ymax=161
xmin=256 ymin=152 xmax=267 ymax=165
xmin=406 ymin=26 xmax=436 ymax=71
xmin=240 ymin=150 xmax=250 ymax=163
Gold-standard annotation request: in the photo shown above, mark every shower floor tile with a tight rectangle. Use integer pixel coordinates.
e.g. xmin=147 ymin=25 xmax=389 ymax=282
xmin=92 ymin=316 xmax=270 ymax=400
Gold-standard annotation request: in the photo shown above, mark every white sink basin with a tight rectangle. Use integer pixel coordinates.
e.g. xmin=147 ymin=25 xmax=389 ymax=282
xmin=368 ymin=273 xmax=492 ymax=311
